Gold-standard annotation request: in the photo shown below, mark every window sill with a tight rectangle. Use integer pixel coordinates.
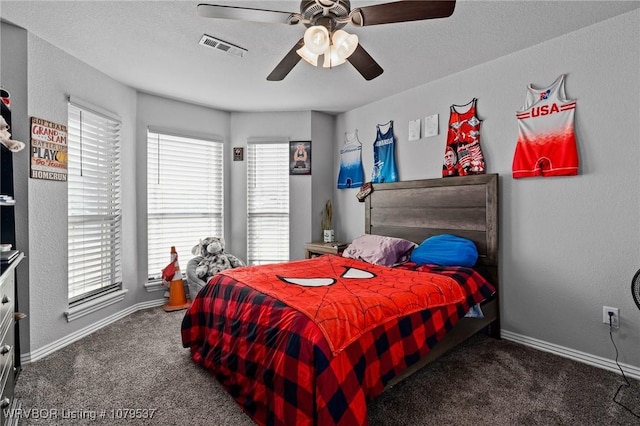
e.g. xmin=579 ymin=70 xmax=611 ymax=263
xmin=144 ymin=279 xmax=165 ymax=293
xmin=64 ymin=289 xmax=129 ymax=322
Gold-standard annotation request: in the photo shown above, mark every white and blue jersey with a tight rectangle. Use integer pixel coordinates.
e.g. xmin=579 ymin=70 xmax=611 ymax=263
xmin=337 ymin=131 xmax=365 ymax=189
xmin=370 ymin=121 xmax=398 ymax=183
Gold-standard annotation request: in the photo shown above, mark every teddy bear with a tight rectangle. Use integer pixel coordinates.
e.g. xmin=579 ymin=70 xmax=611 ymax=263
xmin=0 ymin=115 xmax=26 ymax=152
xmin=191 ymin=237 xmax=245 ymax=282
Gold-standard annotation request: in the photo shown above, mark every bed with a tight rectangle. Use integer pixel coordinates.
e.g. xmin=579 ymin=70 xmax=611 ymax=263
xmin=181 ymin=173 xmax=499 ymax=425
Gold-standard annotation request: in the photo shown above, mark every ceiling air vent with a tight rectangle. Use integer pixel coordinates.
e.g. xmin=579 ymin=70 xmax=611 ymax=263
xmin=199 ymin=34 xmax=247 ymax=58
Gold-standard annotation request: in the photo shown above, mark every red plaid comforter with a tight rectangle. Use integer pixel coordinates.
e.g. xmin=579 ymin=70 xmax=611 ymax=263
xmin=181 ymin=257 xmax=495 ymax=426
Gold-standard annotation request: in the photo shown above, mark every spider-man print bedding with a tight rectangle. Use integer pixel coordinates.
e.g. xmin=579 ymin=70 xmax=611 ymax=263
xmin=181 ymin=255 xmax=495 ymax=426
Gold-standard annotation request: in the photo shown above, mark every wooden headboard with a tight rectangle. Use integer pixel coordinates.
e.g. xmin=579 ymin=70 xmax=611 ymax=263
xmin=364 ymin=173 xmax=499 ymax=287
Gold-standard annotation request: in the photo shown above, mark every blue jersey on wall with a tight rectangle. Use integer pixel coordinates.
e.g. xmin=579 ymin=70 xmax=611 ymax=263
xmin=371 ymin=121 xmax=398 ymax=183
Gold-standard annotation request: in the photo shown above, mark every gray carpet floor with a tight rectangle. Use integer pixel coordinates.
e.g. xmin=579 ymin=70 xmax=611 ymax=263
xmin=13 ymin=307 xmax=640 ymax=425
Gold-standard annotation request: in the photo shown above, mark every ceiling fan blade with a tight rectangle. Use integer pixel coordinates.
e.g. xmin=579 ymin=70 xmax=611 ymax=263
xmin=197 ymin=4 xmax=301 ymax=25
xmin=350 ymin=0 xmax=456 ymax=26
xmin=267 ymin=39 xmax=305 ymax=81
xmin=347 ymin=44 xmax=384 ymax=81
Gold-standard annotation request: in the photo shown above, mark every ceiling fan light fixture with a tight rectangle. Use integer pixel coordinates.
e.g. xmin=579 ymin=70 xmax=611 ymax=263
xmin=303 ymin=25 xmax=330 ymax=55
xmin=332 ymin=29 xmax=358 ymax=60
xmin=199 ymin=0 xmax=458 ymax=81
xmin=296 ymin=45 xmax=319 ymax=66
xmin=322 ymin=45 xmax=346 ymax=68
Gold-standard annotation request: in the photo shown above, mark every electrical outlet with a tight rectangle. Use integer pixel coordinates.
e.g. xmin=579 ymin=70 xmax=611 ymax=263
xmin=603 ymin=306 xmax=619 ymax=328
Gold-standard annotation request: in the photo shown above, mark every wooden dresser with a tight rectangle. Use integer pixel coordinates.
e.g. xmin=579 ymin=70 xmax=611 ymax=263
xmin=1 ymin=100 xmax=23 ymax=425
xmin=0 ymin=252 xmax=22 ymax=424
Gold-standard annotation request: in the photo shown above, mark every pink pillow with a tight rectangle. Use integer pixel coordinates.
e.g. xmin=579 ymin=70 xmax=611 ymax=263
xmin=342 ymin=234 xmax=416 ymax=267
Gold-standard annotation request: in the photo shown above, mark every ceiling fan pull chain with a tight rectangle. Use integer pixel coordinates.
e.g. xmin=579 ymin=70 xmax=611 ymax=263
xmin=287 ymin=13 xmax=306 ymax=25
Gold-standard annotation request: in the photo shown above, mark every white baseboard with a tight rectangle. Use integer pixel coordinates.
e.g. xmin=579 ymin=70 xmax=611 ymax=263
xmin=502 ymin=329 xmax=640 ymax=381
xmin=21 ymin=298 xmax=166 ymax=364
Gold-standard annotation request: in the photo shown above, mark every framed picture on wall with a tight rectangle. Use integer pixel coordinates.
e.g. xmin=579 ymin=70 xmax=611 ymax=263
xmin=289 ymin=140 xmax=311 ymax=175
xmin=233 ymin=147 xmax=243 ymax=161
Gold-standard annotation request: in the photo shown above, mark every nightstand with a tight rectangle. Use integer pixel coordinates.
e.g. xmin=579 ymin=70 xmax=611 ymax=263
xmin=304 ymin=241 xmax=349 ymax=259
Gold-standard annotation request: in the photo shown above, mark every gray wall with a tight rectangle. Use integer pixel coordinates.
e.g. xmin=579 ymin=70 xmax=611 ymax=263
xmin=24 ymin=32 xmax=139 ymax=352
xmin=311 ymin=111 xmax=337 ymax=242
xmin=334 ymin=10 xmax=640 ymax=370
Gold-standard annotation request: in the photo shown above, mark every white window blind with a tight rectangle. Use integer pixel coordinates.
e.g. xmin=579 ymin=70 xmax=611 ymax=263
xmin=247 ymin=142 xmax=289 ymax=265
xmin=67 ymin=102 xmax=122 ymax=303
xmin=147 ymin=131 xmax=223 ymax=280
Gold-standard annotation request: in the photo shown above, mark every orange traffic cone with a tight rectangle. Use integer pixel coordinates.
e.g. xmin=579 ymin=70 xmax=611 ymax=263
xmin=162 ymin=246 xmax=191 ymax=312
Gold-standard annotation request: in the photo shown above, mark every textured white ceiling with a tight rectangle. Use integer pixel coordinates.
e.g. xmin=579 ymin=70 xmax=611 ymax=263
xmin=1 ymin=1 xmax=638 ymax=114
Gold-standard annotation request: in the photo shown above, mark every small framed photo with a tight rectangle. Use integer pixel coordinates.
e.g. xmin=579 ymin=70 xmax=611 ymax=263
xmin=233 ymin=147 xmax=243 ymax=161
xmin=289 ymin=140 xmax=311 ymax=175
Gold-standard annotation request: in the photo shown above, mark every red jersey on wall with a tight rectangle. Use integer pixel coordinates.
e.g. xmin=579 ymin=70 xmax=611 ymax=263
xmin=443 ymin=98 xmax=485 ymax=177
xmin=512 ymin=74 xmax=579 ymax=178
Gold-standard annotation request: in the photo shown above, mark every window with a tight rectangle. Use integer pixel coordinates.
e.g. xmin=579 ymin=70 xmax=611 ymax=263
xmin=67 ymin=101 xmax=122 ymax=303
xmin=147 ymin=130 xmax=223 ymax=280
xmin=247 ymin=142 xmax=289 ymax=265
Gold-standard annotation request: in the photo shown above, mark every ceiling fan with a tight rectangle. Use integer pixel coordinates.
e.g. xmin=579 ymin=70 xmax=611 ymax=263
xmin=197 ymin=0 xmax=457 ymax=81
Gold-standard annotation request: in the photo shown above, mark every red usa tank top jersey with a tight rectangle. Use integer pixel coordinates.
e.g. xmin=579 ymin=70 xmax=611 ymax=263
xmin=512 ymin=74 xmax=579 ymax=178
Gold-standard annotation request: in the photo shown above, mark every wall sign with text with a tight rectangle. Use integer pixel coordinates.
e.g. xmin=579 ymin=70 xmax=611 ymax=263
xmin=30 ymin=116 xmax=68 ymax=181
